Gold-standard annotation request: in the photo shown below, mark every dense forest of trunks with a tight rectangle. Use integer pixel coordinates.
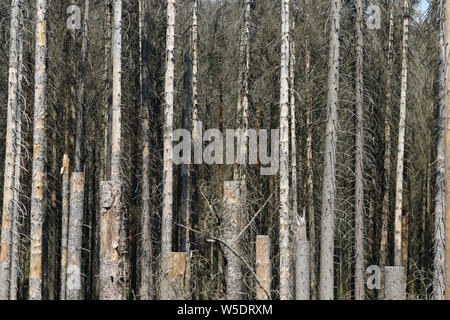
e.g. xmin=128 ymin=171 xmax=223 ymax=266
xmin=0 ymin=0 xmax=449 ymax=300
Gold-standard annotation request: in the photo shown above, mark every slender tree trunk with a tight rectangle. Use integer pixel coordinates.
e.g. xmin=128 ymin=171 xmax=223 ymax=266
xmin=394 ymin=0 xmax=409 ymax=268
xmin=104 ymin=0 xmax=112 ymax=181
xmin=354 ymin=0 xmax=365 ymax=300
xmin=319 ymin=0 xmax=341 ymax=300
xmin=66 ymin=173 xmax=85 ymax=300
xmin=433 ymin=0 xmax=446 ymax=300
xmin=256 ymin=236 xmax=271 ymax=300
xmin=60 ymin=154 xmax=70 ymax=299
xmin=139 ymin=0 xmax=153 ymax=300
xmin=160 ymin=0 xmax=176 ymax=300
xmin=29 ymin=0 xmax=48 ymax=300
xmin=379 ymin=0 xmax=394 ymax=299
xmin=279 ymin=0 xmax=291 ymax=301
xmin=0 ymin=0 xmax=23 ymax=300
xmin=444 ymin=0 xmax=450 ymax=301
xmin=222 ymin=181 xmax=243 ymax=300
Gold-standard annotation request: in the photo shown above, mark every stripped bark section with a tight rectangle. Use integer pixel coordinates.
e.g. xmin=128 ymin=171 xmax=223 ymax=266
xmin=256 ymin=236 xmax=271 ymax=300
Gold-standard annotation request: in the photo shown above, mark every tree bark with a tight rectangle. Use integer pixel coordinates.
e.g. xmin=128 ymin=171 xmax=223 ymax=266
xmin=160 ymin=0 xmax=176 ymax=300
xmin=384 ymin=266 xmax=405 ymax=300
xmin=66 ymin=173 xmax=85 ymax=300
xmin=222 ymin=181 xmax=243 ymax=300
xmin=0 ymin=0 xmax=23 ymax=300
xmin=29 ymin=0 xmax=48 ymax=300
xmin=319 ymin=0 xmax=341 ymax=300
xmin=295 ymin=216 xmax=310 ymax=300
xmin=394 ymin=0 xmax=409 ymax=268
xmin=139 ymin=0 xmax=153 ymax=301
xmin=279 ymin=0 xmax=291 ymax=301
xmin=99 ymin=181 xmax=123 ymax=300
xmin=256 ymin=236 xmax=271 ymax=300
xmin=444 ymin=0 xmax=450 ymax=300
xmin=60 ymin=154 xmax=70 ymax=299
xmin=433 ymin=0 xmax=446 ymax=300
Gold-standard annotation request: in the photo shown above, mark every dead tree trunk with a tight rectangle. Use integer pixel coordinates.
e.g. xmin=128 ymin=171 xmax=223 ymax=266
xmin=319 ymin=0 xmax=341 ymax=300
xmin=444 ymin=0 xmax=450 ymax=301
xmin=384 ymin=266 xmax=405 ymax=300
xmin=380 ymin=0 xmax=394 ymax=300
xmin=279 ymin=0 xmax=291 ymax=300
xmin=394 ymin=0 xmax=409 ymax=268
xmin=222 ymin=181 xmax=243 ymax=300
xmin=160 ymin=0 xmax=176 ymax=300
xmin=295 ymin=215 xmax=310 ymax=300
xmin=99 ymin=181 xmax=123 ymax=300
xmin=60 ymin=154 xmax=70 ymax=299
xmin=256 ymin=236 xmax=271 ymax=300
xmin=354 ymin=0 xmax=365 ymax=300
xmin=29 ymin=0 xmax=48 ymax=300
xmin=433 ymin=0 xmax=446 ymax=300
xmin=66 ymin=173 xmax=85 ymax=300
xmin=0 ymin=0 xmax=24 ymax=300
xmin=139 ymin=0 xmax=153 ymax=300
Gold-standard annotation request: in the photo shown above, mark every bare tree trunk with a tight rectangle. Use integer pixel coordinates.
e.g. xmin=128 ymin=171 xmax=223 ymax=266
xmin=66 ymin=173 xmax=85 ymax=300
xmin=29 ymin=0 xmax=48 ymax=300
xmin=354 ymin=0 xmax=365 ymax=300
xmin=222 ymin=181 xmax=243 ymax=300
xmin=384 ymin=266 xmax=405 ymax=300
xmin=139 ymin=0 xmax=153 ymax=300
xmin=160 ymin=0 xmax=176 ymax=300
xmin=380 ymin=0 xmax=394 ymax=300
xmin=433 ymin=0 xmax=446 ymax=300
xmin=394 ymin=0 xmax=409 ymax=268
xmin=444 ymin=0 xmax=450 ymax=301
xmin=99 ymin=181 xmax=123 ymax=300
xmin=305 ymin=35 xmax=317 ymax=300
xmin=319 ymin=0 xmax=341 ymax=300
xmin=0 ymin=0 xmax=23 ymax=300
xmin=279 ymin=0 xmax=291 ymax=301
xmin=295 ymin=216 xmax=310 ymax=300
xmin=74 ymin=0 xmax=89 ymax=172
xmin=60 ymin=154 xmax=70 ymax=299
xmin=104 ymin=0 xmax=112 ymax=181
xmin=256 ymin=236 xmax=271 ymax=300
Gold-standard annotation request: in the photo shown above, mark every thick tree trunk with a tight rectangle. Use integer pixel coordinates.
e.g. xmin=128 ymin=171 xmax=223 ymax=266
xmin=222 ymin=181 xmax=243 ymax=299
xmin=295 ymin=216 xmax=310 ymax=300
xmin=384 ymin=266 xmax=405 ymax=300
xmin=279 ymin=0 xmax=291 ymax=301
xmin=139 ymin=0 xmax=153 ymax=300
xmin=0 ymin=0 xmax=23 ymax=300
xmin=256 ymin=236 xmax=271 ymax=300
xmin=394 ymin=0 xmax=409 ymax=268
xmin=433 ymin=0 xmax=446 ymax=300
xmin=160 ymin=0 xmax=176 ymax=300
xmin=29 ymin=0 xmax=48 ymax=300
xmin=319 ymin=0 xmax=341 ymax=300
xmin=99 ymin=181 xmax=123 ymax=300
xmin=354 ymin=0 xmax=365 ymax=300
xmin=66 ymin=173 xmax=85 ymax=300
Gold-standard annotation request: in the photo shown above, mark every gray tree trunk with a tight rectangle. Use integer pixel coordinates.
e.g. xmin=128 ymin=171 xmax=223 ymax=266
xmin=279 ymin=0 xmax=291 ymax=301
xmin=222 ymin=181 xmax=243 ymax=300
xmin=60 ymin=154 xmax=70 ymax=299
xmin=0 ymin=0 xmax=23 ymax=300
xmin=394 ymin=0 xmax=409 ymax=268
xmin=319 ymin=0 xmax=341 ymax=300
xmin=384 ymin=266 xmax=405 ymax=300
xmin=295 ymin=215 xmax=310 ymax=300
xmin=160 ymin=0 xmax=176 ymax=300
xmin=66 ymin=173 xmax=85 ymax=300
xmin=99 ymin=181 xmax=123 ymax=300
xmin=29 ymin=0 xmax=48 ymax=300
xmin=256 ymin=235 xmax=271 ymax=300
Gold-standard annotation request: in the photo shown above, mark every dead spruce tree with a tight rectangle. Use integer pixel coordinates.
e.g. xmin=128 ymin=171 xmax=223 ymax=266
xmin=279 ymin=0 xmax=291 ymax=300
xmin=29 ymin=0 xmax=48 ymax=300
xmin=0 ymin=0 xmax=24 ymax=300
xmin=319 ymin=0 xmax=341 ymax=300
xmin=160 ymin=0 xmax=176 ymax=300
xmin=139 ymin=0 xmax=153 ymax=300
xmin=99 ymin=0 xmax=125 ymax=300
